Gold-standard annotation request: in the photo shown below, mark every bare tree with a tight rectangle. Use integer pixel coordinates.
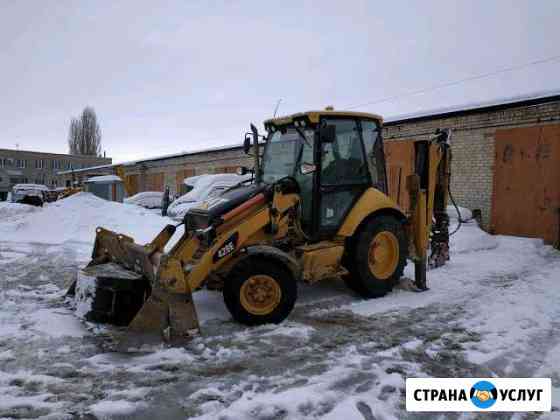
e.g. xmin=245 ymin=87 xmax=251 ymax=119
xmin=68 ymin=106 xmax=102 ymax=156
xmin=68 ymin=118 xmax=81 ymax=155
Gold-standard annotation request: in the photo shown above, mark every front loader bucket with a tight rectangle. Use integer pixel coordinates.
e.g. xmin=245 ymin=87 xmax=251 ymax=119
xmin=117 ymin=287 xmax=199 ymax=348
xmin=68 ymin=227 xmax=200 ymax=347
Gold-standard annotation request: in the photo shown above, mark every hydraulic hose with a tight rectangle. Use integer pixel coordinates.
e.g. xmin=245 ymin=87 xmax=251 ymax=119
xmin=447 ymin=149 xmax=476 ymax=236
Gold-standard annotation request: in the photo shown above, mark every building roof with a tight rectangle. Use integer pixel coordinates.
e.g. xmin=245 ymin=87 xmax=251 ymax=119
xmin=123 ymin=143 xmax=245 ymax=166
xmin=57 ymin=163 xmax=116 ymax=175
xmin=57 ymin=143 xmax=246 ymax=175
xmin=0 ymin=148 xmax=111 ymax=160
xmin=85 ymin=175 xmax=122 ymax=183
xmin=384 ymin=89 xmax=560 ymax=125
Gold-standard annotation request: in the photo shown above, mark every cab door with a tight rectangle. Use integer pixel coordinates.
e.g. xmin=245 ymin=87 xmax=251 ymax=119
xmin=315 ymin=118 xmax=372 ymax=237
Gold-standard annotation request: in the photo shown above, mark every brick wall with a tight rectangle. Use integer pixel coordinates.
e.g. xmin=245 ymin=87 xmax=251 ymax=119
xmin=383 ymin=99 xmax=560 ymax=228
xmin=125 ymin=147 xmax=253 ymax=196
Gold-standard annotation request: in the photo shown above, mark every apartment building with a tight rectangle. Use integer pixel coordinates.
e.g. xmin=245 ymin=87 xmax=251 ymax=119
xmin=0 ymin=148 xmax=111 ymax=200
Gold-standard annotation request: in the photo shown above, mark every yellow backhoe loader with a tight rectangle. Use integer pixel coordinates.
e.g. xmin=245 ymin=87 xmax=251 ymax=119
xmin=67 ymin=109 xmax=451 ymax=345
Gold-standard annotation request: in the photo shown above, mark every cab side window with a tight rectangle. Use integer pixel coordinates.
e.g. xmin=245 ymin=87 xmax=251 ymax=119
xmin=321 ymin=119 xmax=369 ymax=185
xmin=318 ymin=119 xmax=371 ymax=233
xmin=294 ymin=131 xmax=315 ymax=234
xmin=361 ymin=120 xmax=386 ymax=192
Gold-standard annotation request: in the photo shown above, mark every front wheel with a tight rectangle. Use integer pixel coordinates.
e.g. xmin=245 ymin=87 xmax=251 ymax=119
xmin=223 ymin=258 xmax=297 ymax=325
xmin=344 ymin=215 xmax=407 ymax=298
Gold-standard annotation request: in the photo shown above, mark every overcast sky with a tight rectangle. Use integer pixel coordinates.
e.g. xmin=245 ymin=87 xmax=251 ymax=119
xmin=1 ymin=0 xmax=559 ymax=162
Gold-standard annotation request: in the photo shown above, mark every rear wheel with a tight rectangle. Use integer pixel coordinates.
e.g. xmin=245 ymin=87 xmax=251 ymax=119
xmin=344 ymin=215 xmax=407 ymax=298
xmin=223 ymin=258 xmax=297 ymax=325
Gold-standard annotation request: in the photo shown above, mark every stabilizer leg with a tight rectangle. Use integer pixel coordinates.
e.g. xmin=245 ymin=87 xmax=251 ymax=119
xmin=414 ymin=257 xmax=429 ymax=291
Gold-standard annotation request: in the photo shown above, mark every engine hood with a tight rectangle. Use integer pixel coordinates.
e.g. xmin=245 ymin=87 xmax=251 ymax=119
xmin=185 ymin=183 xmax=267 ymax=231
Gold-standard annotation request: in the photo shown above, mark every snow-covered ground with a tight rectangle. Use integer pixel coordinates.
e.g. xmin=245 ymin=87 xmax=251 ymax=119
xmin=0 ymin=194 xmax=559 ymax=419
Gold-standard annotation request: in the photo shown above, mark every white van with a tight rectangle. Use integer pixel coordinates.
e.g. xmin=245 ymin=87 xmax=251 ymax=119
xmin=167 ymin=173 xmax=251 ymax=220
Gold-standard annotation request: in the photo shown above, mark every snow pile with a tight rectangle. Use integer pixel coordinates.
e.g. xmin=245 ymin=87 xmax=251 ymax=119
xmin=124 ymin=191 xmax=164 ymax=209
xmin=0 ymin=202 xmax=41 ymax=222
xmin=446 ymin=204 xmax=472 ymax=221
xmin=0 ymin=192 xmax=173 ymax=245
xmin=450 ymin=221 xmax=499 ymax=254
xmin=445 ymin=205 xmax=497 ymax=253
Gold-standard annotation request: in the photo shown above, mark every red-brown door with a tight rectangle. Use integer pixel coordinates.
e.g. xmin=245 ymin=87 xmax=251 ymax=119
xmin=126 ymin=174 xmax=139 ymax=196
xmin=384 ymin=140 xmax=415 ymax=211
xmin=176 ymin=168 xmax=195 ymax=193
xmin=492 ymin=124 xmax=560 ymax=243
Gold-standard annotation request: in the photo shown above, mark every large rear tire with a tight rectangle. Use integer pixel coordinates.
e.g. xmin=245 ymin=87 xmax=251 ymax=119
xmin=223 ymin=258 xmax=297 ymax=325
xmin=344 ymin=215 xmax=407 ymax=298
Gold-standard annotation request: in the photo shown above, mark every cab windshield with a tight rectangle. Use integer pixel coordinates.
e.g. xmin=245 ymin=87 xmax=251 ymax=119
xmin=261 ymin=127 xmax=314 ymax=184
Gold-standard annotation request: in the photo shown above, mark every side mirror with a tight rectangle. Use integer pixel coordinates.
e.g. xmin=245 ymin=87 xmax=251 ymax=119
xmin=243 ymin=135 xmax=252 ymax=154
xmin=300 ymin=162 xmax=316 ymax=175
xmin=243 ymin=123 xmax=260 ymax=154
xmin=320 ymin=124 xmax=336 ymax=143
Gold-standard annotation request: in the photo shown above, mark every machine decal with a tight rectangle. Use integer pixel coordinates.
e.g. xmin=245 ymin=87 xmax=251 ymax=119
xmin=213 ymin=232 xmax=239 ymax=262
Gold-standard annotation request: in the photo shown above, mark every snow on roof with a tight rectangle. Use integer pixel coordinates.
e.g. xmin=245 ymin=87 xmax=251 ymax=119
xmin=385 ymin=89 xmax=560 ymax=124
xmin=57 ymin=163 xmax=116 ymax=175
xmin=13 ymin=183 xmax=49 ymax=191
xmin=85 ymin=175 xmax=122 ymax=183
xmin=56 ymin=143 xmax=245 ymax=175
xmin=121 ymin=142 xmax=245 ymax=166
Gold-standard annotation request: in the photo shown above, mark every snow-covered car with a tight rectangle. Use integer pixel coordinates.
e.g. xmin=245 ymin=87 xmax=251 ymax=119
xmin=167 ymin=173 xmax=252 ymax=220
xmin=10 ymin=184 xmax=49 ymax=207
xmin=124 ymin=191 xmax=165 ymax=209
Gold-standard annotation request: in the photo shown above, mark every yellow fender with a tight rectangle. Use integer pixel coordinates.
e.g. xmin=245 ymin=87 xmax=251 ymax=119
xmin=337 ymin=188 xmax=406 ymax=238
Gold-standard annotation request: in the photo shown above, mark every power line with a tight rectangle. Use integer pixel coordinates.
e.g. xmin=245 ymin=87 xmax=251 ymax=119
xmin=346 ymin=54 xmax=560 ymax=110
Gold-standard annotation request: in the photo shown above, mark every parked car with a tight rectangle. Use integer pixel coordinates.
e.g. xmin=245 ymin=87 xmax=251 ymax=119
xmin=124 ymin=191 xmax=165 ymax=209
xmin=10 ymin=184 xmax=49 ymax=207
xmin=167 ymin=173 xmax=251 ymax=220
xmin=178 ymin=174 xmax=205 ymax=196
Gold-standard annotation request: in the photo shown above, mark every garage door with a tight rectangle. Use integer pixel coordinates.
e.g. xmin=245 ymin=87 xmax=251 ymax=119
xmin=125 ymin=174 xmax=139 ymax=196
xmin=176 ymin=168 xmax=195 ymax=194
xmin=384 ymin=140 xmax=415 ymax=211
xmin=145 ymin=172 xmax=164 ymax=192
xmin=492 ymin=124 xmax=560 ymax=243
xmin=215 ymin=166 xmax=238 ymax=174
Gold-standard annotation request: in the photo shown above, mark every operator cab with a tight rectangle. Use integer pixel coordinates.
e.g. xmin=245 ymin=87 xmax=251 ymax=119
xmin=259 ymin=109 xmax=388 ymax=239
